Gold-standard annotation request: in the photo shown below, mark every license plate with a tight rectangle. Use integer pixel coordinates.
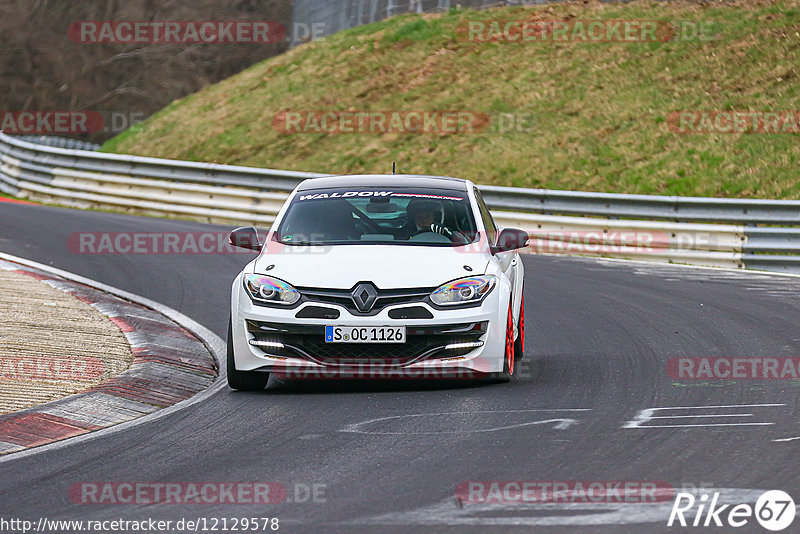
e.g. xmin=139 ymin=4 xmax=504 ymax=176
xmin=325 ymin=326 xmax=406 ymax=343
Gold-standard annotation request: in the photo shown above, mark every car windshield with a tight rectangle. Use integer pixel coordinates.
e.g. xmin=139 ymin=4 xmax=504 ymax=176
xmin=276 ymin=187 xmax=478 ymax=246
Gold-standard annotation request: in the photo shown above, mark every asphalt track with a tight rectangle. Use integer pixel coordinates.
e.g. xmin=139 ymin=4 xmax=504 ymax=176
xmin=1 ymin=200 xmax=800 ymax=533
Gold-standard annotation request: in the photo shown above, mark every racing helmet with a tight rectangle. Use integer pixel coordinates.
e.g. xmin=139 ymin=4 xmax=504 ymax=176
xmin=406 ymin=198 xmax=444 ymax=224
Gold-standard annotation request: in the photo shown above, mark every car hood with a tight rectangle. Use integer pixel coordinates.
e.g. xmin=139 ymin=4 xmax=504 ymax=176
xmin=252 ymin=244 xmax=489 ymax=289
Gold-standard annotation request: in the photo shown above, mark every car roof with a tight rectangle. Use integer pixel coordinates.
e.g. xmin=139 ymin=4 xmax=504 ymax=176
xmin=296 ymin=174 xmax=471 ymax=192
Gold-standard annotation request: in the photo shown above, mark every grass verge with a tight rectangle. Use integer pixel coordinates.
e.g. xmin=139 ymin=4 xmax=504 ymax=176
xmin=103 ymin=0 xmax=800 ymax=198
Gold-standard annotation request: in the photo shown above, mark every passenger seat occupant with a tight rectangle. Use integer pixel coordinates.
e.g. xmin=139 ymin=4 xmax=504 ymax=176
xmin=316 ymin=199 xmax=359 ymax=240
xmin=282 ymin=199 xmax=358 ymax=242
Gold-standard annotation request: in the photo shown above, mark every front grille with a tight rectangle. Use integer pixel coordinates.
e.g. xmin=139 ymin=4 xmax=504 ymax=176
xmin=246 ymin=320 xmax=486 ymax=366
xmin=297 ymin=284 xmax=435 ymax=316
xmin=290 ymin=336 xmax=433 ymax=365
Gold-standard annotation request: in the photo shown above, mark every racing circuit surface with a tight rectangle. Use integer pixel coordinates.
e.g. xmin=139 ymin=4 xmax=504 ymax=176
xmin=1 ymin=200 xmax=800 ymax=532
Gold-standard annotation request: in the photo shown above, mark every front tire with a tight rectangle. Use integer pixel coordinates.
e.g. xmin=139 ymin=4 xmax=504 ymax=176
xmin=514 ymin=294 xmax=525 ymax=360
xmin=227 ymin=316 xmax=270 ymax=391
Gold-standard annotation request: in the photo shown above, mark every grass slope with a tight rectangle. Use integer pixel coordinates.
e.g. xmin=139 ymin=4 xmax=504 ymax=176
xmin=103 ymin=0 xmax=800 ymax=198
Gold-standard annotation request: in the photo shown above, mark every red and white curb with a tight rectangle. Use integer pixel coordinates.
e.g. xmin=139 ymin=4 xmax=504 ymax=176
xmin=0 ymin=257 xmax=219 ymax=455
xmin=0 ymin=196 xmax=36 ymax=206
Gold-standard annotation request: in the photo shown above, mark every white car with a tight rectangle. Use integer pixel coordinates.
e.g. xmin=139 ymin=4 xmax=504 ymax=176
xmin=226 ymin=174 xmax=528 ymax=390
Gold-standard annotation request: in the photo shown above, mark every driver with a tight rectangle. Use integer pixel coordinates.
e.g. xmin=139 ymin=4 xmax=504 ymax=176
xmin=398 ymin=199 xmax=455 ymax=240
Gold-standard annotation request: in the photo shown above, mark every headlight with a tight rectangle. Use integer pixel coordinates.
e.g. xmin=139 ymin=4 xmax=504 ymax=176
xmin=430 ymin=275 xmax=495 ymax=306
xmin=244 ymin=274 xmax=300 ymax=305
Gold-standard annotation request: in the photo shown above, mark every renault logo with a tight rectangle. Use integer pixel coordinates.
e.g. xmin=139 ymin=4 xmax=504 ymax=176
xmin=351 ymin=282 xmax=378 ymax=312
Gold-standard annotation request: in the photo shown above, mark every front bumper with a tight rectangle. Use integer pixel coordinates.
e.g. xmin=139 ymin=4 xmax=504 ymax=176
xmin=230 ymin=276 xmax=510 ymax=377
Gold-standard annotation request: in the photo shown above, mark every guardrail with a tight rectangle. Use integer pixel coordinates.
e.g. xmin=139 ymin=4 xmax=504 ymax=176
xmin=2 ymin=132 xmax=799 ymax=274
xmin=12 ymin=135 xmax=101 ymax=152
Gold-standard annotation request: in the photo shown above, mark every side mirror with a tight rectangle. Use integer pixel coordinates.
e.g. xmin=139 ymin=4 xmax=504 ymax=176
xmin=228 ymin=227 xmax=262 ymax=251
xmin=492 ymin=228 xmax=529 ymax=254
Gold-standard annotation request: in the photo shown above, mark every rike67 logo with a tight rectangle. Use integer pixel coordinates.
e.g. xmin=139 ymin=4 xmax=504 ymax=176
xmin=668 ymin=490 xmax=795 ymax=531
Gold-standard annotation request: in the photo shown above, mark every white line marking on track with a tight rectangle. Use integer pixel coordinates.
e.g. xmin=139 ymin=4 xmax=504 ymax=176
xmin=340 ymin=409 xmax=590 ymax=435
xmin=623 ymin=404 xmax=785 ymax=429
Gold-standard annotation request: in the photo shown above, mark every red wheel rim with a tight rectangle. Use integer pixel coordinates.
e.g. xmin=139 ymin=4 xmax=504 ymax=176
xmin=506 ymin=304 xmax=515 ymax=375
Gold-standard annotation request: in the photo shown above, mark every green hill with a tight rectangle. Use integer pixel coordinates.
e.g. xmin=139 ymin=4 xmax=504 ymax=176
xmin=103 ymin=0 xmax=800 ymax=198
